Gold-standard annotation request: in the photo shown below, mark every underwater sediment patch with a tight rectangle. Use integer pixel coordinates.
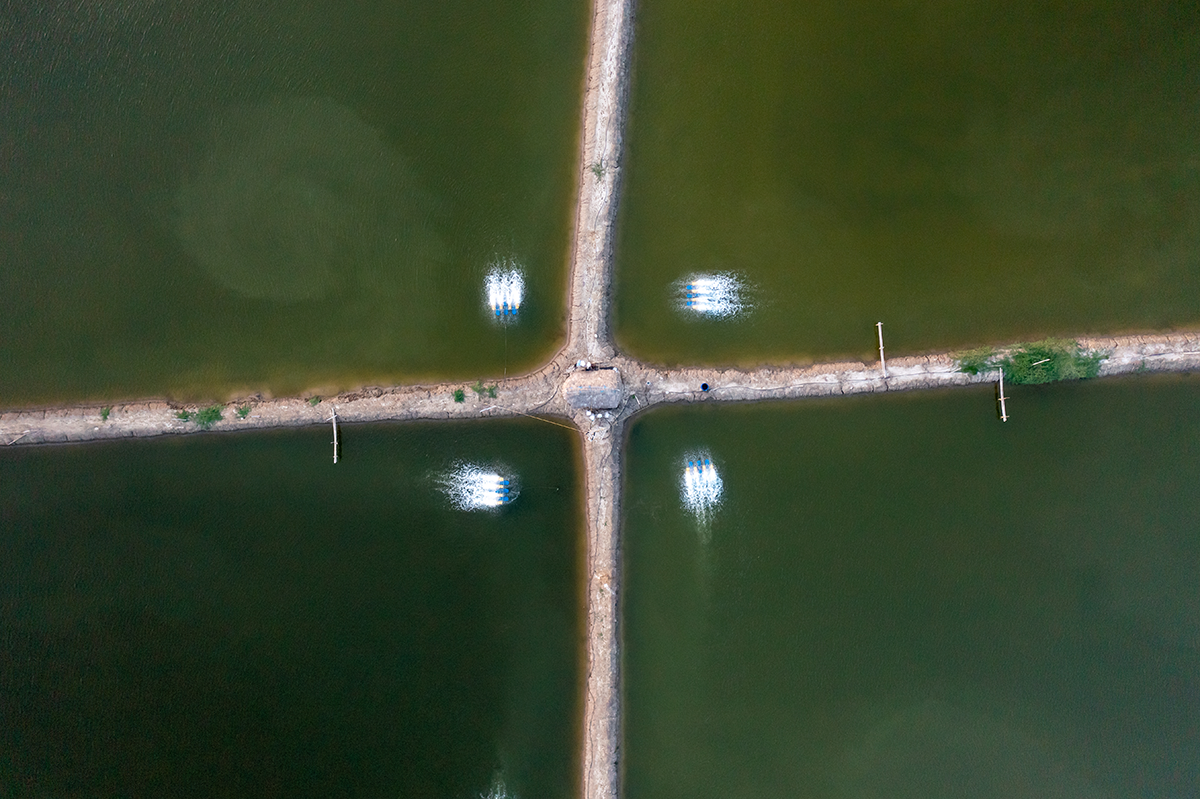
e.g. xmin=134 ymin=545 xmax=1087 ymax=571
xmin=173 ymin=96 xmax=442 ymax=302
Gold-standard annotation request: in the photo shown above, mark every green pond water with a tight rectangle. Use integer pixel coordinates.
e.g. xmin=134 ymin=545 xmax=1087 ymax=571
xmin=616 ymin=0 xmax=1200 ymax=365
xmin=624 ymin=376 xmax=1200 ymax=798
xmin=0 ymin=0 xmax=587 ymax=406
xmin=0 ymin=420 xmax=582 ymax=797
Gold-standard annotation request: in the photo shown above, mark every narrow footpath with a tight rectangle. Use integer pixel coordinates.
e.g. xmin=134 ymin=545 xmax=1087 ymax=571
xmin=4 ymin=2 xmax=1200 ymax=798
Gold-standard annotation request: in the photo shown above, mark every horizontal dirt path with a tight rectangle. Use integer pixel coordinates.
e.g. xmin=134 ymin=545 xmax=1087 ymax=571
xmin=6 ymin=332 xmax=1199 ymax=448
xmin=611 ymin=332 xmax=1200 ymax=413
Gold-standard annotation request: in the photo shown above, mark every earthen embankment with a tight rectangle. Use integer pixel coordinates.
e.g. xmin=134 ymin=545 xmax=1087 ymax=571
xmin=5 ymin=0 xmax=1200 ymax=797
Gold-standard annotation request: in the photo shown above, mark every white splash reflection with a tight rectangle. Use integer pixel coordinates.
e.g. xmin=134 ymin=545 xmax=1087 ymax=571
xmin=481 ymin=772 xmax=515 ymax=799
xmin=681 ymin=453 xmax=723 ymax=523
xmin=486 ymin=260 xmax=525 ymax=320
xmin=439 ymin=463 xmax=518 ymax=510
xmin=676 ymin=272 xmax=750 ymax=318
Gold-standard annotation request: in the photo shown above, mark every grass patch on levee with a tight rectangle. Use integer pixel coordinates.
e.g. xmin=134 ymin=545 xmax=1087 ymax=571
xmin=176 ymin=405 xmax=225 ymax=429
xmin=955 ymin=339 xmax=1107 ymax=384
xmin=955 ymin=346 xmax=996 ymax=376
xmin=471 ymin=380 xmax=498 ymax=399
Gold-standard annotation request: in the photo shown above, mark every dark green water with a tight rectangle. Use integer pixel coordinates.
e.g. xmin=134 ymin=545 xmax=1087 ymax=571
xmin=0 ymin=0 xmax=587 ymax=405
xmin=616 ymin=0 xmax=1200 ymax=365
xmin=624 ymin=376 xmax=1200 ymax=798
xmin=0 ymin=420 xmax=582 ymax=797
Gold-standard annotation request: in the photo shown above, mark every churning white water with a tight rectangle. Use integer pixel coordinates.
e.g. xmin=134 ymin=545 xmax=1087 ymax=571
xmin=676 ymin=272 xmax=749 ymax=318
xmin=439 ymin=464 xmax=518 ymax=510
xmin=681 ymin=454 xmax=723 ymax=520
xmin=486 ymin=262 xmax=525 ymax=319
xmin=480 ymin=773 xmax=515 ymax=799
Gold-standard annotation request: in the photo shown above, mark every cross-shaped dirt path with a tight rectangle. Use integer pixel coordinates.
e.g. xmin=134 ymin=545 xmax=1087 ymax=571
xmin=4 ymin=2 xmax=1200 ymax=797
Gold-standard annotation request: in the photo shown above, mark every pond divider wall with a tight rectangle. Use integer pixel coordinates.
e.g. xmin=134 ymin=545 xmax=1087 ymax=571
xmin=5 ymin=0 xmax=1200 ymax=796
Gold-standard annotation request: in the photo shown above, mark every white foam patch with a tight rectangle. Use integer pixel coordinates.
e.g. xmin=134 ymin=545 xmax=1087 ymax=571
xmin=485 ymin=261 xmax=525 ymax=320
xmin=681 ymin=452 xmax=723 ymax=522
xmin=480 ymin=773 xmax=515 ymax=799
xmin=676 ymin=272 xmax=750 ymax=318
xmin=439 ymin=463 xmax=518 ymax=510
xmin=486 ymin=272 xmax=504 ymax=314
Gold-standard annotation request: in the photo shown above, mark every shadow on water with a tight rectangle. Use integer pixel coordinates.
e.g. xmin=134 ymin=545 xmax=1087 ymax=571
xmin=0 ymin=419 xmax=583 ymax=798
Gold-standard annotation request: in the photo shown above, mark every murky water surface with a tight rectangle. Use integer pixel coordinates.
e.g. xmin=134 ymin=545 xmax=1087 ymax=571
xmin=0 ymin=0 xmax=587 ymax=404
xmin=616 ymin=0 xmax=1200 ymax=365
xmin=624 ymin=376 xmax=1200 ymax=797
xmin=0 ymin=420 xmax=582 ymax=797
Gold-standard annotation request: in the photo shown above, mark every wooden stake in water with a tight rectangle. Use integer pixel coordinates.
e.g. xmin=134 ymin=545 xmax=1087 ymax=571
xmin=876 ymin=322 xmax=887 ymax=378
xmin=329 ymin=409 xmax=340 ymax=464
xmin=998 ymin=368 xmax=1009 ymax=422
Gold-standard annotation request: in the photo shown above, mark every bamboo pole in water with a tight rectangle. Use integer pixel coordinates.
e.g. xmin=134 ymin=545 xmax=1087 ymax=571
xmin=998 ymin=368 xmax=1009 ymax=422
xmin=330 ymin=409 xmax=339 ymax=463
xmin=877 ymin=322 xmax=887 ymax=378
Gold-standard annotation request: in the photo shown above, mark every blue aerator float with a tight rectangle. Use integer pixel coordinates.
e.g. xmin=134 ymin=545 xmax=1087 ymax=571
xmin=486 ymin=266 xmax=524 ymax=319
xmin=440 ymin=466 xmax=519 ymax=510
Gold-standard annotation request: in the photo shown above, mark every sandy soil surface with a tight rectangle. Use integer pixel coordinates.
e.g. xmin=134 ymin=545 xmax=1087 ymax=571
xmin=612 ymin=331 xmax=1200 ymax=412
xmin=9 ymin=332 xmax=1196 ymax=448
xmin=567 ymin=2 xmax=634 ymax=798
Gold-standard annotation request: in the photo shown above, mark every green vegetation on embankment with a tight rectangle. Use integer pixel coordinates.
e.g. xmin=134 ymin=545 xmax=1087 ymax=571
xmin=176 ymin=405 xmax=224 ymax=429
xmin=956 ymin=339 xmax=1107 ymax=384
